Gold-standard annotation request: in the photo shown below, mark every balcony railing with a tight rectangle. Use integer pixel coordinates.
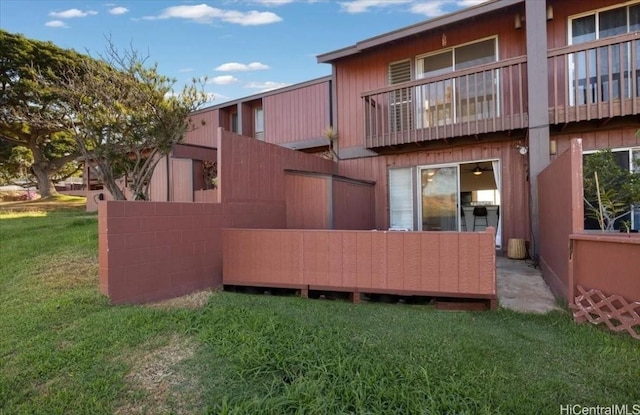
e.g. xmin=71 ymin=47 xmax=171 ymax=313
xmin=362 ymin=56 xmax=528 ymax=149
xmin=548 ymin=32 xmax=640 ymax=124
xmin=362 ymin=33 xmax=640 ymax=149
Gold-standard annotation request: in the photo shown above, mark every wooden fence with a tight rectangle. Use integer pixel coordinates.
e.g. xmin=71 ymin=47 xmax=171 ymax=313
xmin=223 ymin=228 xmax=496 ymax=306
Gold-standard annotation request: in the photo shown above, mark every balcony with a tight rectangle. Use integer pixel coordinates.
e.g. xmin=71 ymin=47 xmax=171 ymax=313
xmin=362 ymin=56 xmax=528 ymax=149
xmin=548 ymin=32 xmax=640 ymax=125
xmin=362 ymin=33 xmax=640 ymax=149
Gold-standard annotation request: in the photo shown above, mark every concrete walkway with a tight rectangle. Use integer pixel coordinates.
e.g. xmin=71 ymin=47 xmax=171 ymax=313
xmin=496 ymin=256 xmax=561 ymax=314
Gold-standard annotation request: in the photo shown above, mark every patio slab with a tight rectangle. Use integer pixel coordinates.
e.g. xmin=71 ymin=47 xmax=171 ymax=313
xmin=496 ymin=256 xmax=561 ymax=314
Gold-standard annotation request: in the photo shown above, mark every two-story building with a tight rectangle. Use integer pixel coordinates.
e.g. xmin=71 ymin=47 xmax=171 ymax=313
xmin=316 ymin=0 xmax=639 ymax=254
xmin=156 ymin=0 xmax=639 ymax=255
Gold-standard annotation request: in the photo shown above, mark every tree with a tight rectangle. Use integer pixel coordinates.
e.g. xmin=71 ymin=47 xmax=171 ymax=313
xmin=583 ymin=149 xmax=640 ymax=231
xmin=0 ymin=30 xmax=85 ymax=197
xmin=56 ymin=43 xmax=206 ymax=200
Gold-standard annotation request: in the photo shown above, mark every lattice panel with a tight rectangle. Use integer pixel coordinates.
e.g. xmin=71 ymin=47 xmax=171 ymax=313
xmin=571 ymin=285 xmax=640 ymax=340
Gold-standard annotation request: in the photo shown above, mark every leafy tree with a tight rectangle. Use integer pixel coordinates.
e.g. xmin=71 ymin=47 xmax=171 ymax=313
xmin=583 ymin=149 xmax=640 ymax=231
xmin=0 ymin=30 xmax=84 ymax=197
xmin=55 ymin=43 xmax=206 ymax=200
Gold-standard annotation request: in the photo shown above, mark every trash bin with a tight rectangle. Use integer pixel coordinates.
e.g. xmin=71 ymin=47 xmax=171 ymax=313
xmin=507 ymin=238 xmax=527 ymax=259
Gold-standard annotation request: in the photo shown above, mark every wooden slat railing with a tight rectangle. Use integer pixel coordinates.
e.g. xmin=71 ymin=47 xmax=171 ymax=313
xmin=361 ymin=32 xmax=640 ymax=149
xmin=548 ymin=31 xmax=640 ymax=124
xmin=362 ymin=56 xmax=528 ymax=149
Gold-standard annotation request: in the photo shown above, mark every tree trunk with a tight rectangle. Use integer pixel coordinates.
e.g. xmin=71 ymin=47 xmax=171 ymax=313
xmin=31 ymin=163 xmax=58 ymax=198
xmin=103 ymin=179 xmax=126 ymax=200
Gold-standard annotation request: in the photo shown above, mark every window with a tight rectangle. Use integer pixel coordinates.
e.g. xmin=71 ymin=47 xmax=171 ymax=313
xmin=583 ymin=147 xmax=640 ymax=231
xmin=388 ymin=59 xmax=413 ymax=132
xmin=388 ymin=167 xmax=415 ymax=230
xmin=568 ymin=3 xmax=640 ymax=105
xmin=254 ymin=107 xmax=264 ymax=140
xmin=415 ymin=38 xmax=497 ymax=127
xmin=231 ymin=112 xmax=238 ymax=133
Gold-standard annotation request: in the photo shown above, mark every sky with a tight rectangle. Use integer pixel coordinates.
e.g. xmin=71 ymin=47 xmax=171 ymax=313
xmin=0 ymin=0 xmax=487 ymax=106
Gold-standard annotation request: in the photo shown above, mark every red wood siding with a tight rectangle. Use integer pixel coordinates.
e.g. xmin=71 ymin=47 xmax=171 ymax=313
xmin=553 ymin=126 xmax=640 ymax=156
xmin=538 ymin=138 xmax=584 ymax=300
xmin=183 ymin=109 xmax=219 ymax=147
xmin=264 ymin=80 xmax=331 ymax=145
xmin=332 ymin=178 xmax=376 ymax=230
xmin=285 ymin=173 xmax=331 ymax=229
xmin=170 ymin=159 xmax=193 ymax=202
xmin=217 ymin=129 xmax=335 ymax=204
xmin=149 ymin=155 xmax=168 ymax=201
xmin=338 ymin=139 xmax=529 ymax=246
xmin=571 ymin=234 xmax=640 ymax=303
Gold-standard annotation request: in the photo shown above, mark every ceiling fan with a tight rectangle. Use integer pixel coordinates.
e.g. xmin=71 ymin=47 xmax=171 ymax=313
xmin=463 ymin=163 xmax=493 ymax=176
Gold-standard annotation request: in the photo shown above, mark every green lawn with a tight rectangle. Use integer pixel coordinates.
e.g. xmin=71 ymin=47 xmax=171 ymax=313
xmin=1 ymin=209 xmax=638 ymax=414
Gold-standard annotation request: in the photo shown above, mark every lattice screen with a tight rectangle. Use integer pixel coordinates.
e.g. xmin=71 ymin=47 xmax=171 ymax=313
xmin=571 ymin=285 xmax=640 ymax=340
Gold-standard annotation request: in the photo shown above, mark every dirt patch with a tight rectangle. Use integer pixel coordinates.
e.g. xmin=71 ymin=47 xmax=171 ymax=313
xmin=147 ymin=290 xmax=215 ymax=310
xmin=0 ymin=195 xmax=86 ymax=213
xmin=115 ymin=335 xmax=202 ymax=415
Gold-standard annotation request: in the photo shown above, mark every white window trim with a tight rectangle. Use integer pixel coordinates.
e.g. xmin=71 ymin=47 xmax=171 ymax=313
xmin=415 ymin=35 xmax=499 ymax=77
xmin=568 ymin=1 xmax=640 ymax=45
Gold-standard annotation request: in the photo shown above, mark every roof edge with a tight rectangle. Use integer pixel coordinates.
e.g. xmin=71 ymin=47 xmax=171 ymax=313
xmin=192 ymin=75 xmax=332 ymax=114
xmin=317 ymin=0 xmax=522 ymax=64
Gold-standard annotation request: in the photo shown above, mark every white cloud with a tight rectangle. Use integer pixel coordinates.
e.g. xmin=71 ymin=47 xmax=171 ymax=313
xmin=165 ymin=90 xmax=218 ymax=104
xmin=207 ymin=75 xmax=239 ymax=85
xmin=339 ymin=0 xmax=412 ymax=14
xmin=45 ymin=20 xmax=68 ymax=28
xmin=108 ymin=6 xmax=129 ymax=15
xmin=151 ymin=4 xmax=282 ymax=26
xmin=49 ymin=8 xmax=98 ymax=18
xmin=215 ymin=62 xmax=270 ymax=72
xmin=254 ymin=0 xmax=295 ymax=5
xmin=410 ymin=1 xmax=447 ymax=17
xmin=456 ymin=0 xmax=489 ymax=7
xmin=245 ymin=81 xmax=289 ymax=92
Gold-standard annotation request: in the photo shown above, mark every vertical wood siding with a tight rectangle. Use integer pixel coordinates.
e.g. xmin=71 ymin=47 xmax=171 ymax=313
xmin=264 ymin=81 xmax=331 ymax=145
xmin=217 ymin=129 xmax=336 ymax=204
xmin=553 ymin=126 xmax=640 ymax=156
xmin=338 ymin=139 xmax=530 ymax=245
xmin=332 ymin=178 xmax=376 ymax=230
xmin=170 ymin=159 xmax=193 ymax=202
xmin=149 ymin=155 xmax=168 ymax=201
xmin=183 ymin=109 xmax=219 ymax=147
xmin=538 ymin=138 xmax=584 ymax=300
xmin=285 ymin=173 xmax=331 ymax=229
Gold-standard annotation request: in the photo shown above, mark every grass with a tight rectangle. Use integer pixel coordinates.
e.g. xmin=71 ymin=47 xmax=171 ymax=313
xmin=1 ymin=208 xmax=639 ymax=414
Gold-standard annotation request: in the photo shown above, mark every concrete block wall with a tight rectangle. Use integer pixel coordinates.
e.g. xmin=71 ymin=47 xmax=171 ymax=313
xmin=99 ymin=201 xmax=223 ymax=304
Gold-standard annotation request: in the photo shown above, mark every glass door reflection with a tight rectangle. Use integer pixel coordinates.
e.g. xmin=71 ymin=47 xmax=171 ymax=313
xmin=420 ymin=166 xmax=459 ymax=231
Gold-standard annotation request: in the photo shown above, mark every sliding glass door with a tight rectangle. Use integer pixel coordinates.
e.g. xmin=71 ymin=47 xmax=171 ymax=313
xmin=420 ymin=166 xmax=459 ymax=231
xmin=415 ymin=37 xmax=497 ymax=128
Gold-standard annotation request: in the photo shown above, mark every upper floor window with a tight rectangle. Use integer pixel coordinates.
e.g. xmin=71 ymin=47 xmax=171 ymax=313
xmin=570 ymin=3 xmax=640 ymax=45
xmin=414 ymin=37 xmax=498 ymax=128
xmin=231 ymin=112 xmax=239 ymax=134
xmin=568 ymin=3 xmax=640 ymax=106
